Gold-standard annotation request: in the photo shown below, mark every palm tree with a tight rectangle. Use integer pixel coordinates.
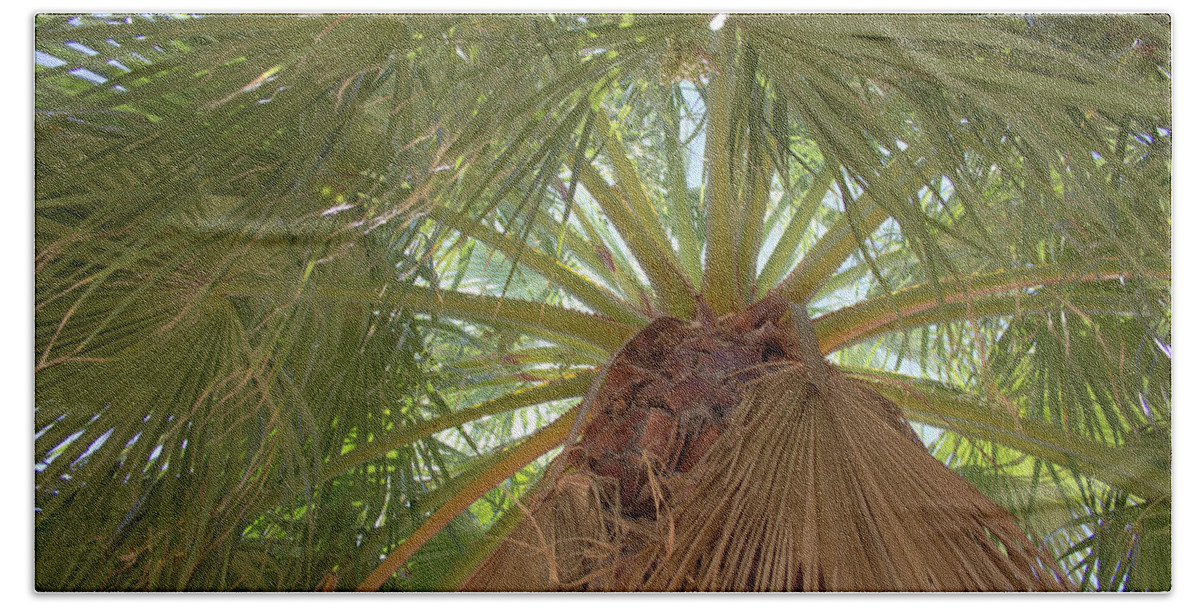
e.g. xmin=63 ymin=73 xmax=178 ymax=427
xmin=34 ymin=13 xmax=1170 ymax=591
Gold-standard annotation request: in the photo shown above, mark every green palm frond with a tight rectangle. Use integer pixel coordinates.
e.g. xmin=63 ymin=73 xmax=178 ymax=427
xmin=36 ymin=13 xmax=1169 ymax=591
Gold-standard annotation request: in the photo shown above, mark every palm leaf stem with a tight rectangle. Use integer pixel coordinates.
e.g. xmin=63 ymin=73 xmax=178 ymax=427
xmin=777 ymin=150 xmax=937 ymax=304
xmin=700 ymin=25 xmax=742 ymax=314
xmin=425 ymin=205 xmax=647 ymax=326
xmin=354 ymin=409 xmax=574 ymax=591
xmin=217 ymin=281 xmax=636 ymax=354
xmin=812 ymin=260 xmax=1169 ymax=353
xmin=319 ymin=373 xmax=592 ymax=483
xmin=575 ymin=162 xmax=695 ymax=318
xmin=847 ymin=368 xmax=1168 ymax=500
xmin=756 ymin=164 xmax=833 ymax=293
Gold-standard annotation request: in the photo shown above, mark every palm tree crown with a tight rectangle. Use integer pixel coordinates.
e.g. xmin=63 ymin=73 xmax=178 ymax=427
xmin=35 ymin=13 xmax=1169 ymax=591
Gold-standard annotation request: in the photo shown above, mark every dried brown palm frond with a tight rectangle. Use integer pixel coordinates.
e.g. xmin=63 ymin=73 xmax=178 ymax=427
xmin=630 ymin=365 xmax=1074 ymax=592
xmin=459 ymin=470 xmax=644 ymax=591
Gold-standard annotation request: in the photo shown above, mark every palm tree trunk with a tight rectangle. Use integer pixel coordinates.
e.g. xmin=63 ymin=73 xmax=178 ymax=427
xmin=461 ymin=293 xmax=1072 ymax=591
